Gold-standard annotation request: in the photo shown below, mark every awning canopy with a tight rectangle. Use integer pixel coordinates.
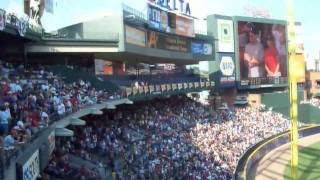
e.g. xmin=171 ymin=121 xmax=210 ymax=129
xmin=70 ymin=117 xmax=86 ymax=126
xmin=55 ymin=128 xmax=74 ymax=137
xmin=90 ymin=108 xmax=103 ymax=115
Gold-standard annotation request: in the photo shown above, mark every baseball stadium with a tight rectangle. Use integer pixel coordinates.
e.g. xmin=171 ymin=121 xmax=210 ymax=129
xmin=0 ymin=0 xmax=319 ymax=180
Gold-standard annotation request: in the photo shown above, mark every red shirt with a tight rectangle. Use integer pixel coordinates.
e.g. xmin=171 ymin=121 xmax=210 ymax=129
xmin=30 ymin=111 xmax=40 ymax=127
xmin=71 ymin=96 xmax=77 ymax=106
xmin=264 ymin=47 xmax=279 ymax=73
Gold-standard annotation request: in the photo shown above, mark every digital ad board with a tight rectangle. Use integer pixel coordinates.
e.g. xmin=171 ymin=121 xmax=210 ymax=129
xmin=210 ymin=53 xmax=236 ymax=88
xmin=176 ymin=15 xmax=195 ymax=37
xmin=219 ymin=53 xmax=236 ymax=87
xmin=22 ymin=149 xmax=40 ymax=180
xmin=147 ymin=30 xmax=191 ymax=53
xmin=191 ymin=42 xmax=213 ymax=55
xmin=236 ymin=18 xmax=288 ymax=88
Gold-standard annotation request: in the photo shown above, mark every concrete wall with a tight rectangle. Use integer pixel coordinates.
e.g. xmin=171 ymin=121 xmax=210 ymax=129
xmin=261 ymin=91 xmax=297 ymax=117
xmin=82 ymin=15 xmax=122 ymax=42
xmin=259 ymin=90 xmax=320 ymax=124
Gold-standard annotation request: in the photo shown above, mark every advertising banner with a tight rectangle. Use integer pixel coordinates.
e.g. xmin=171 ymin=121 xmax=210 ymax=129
xmin=191 ymin=42 xmax=213 ymax=55
xmin=172 ymin=83 xmax=177 ymax=90
xmin=161 ymin=84 xmax=166 ymax=91
xmin=194 ymin=82 xmax=199 ymax=88
xmin=189 ymin=82 xmax=193 ymax=88
xmin=125 ymin=25 xmax=146 ymax=47
xmin=218 ymin=53 xmax=236 ymax=87
xmin=147 ymin=30 xmax=191 ymax=53
xmin=148 ymin=4 xmax=161 ymax=30
xmin=160 ymin=10 xmax=169 ymax=32
xmin=149 ymin=85 xmax=155 ymax=93
xmin=155 ymin=85 xmax=161 ymax=92
xmin=0 ymin=9 xmax=6 ymax=31
xmin=48 ymin=130 xmax=55 ymax=156
xmin=22 ymin=149 xmax=40 ymax=180
xmin=168 ymin=12 xmax=176 ymax=33
xmin=94 ymin=59 xmax=113 ymax=75
xmin=237 ymin=20 xmax=287 ymax=88
xmin=217 ymin=19 xmax=234 ymax=52
xmin=183 ymin=83 xmax=188 ymax=89
xmin=200 ymin=82 xmax=205 ymax=87
xmin=178 ymin=83 xmax=183 ymax=90
xmin=176 ymin=16 xmax=195 ymax=37
xmin=147 ymin=0 xmax=192 ymax=15
xmin=148 ymin=4 xmax=170 ymax=32
xmin=166 ymin=84 xmax=171 ymax=91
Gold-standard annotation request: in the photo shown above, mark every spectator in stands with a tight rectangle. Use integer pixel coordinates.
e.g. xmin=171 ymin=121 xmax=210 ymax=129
xmin=57 ymin=102 xmax=66 ymax=117
xmin=39 ymin=108 xmax=49 ymax=127
xmin=4 ymin=132 xmax=15 ymax=150
xmin=0 ymin=103 xmax=11 ymax=135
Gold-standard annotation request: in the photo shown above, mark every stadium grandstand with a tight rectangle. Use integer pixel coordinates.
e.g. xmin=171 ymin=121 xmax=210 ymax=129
xmin=0 ymin=1 xmax=319 ymax=180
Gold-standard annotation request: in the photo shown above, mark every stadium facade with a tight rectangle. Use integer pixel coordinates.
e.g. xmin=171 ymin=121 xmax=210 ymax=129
xmin=0 ymin=1 xmax=313 ymax=180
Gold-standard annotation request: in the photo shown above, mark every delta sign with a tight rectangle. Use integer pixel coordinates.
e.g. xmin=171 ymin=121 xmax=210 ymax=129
xmin=148 ymin=0 xmax=191 ymax=15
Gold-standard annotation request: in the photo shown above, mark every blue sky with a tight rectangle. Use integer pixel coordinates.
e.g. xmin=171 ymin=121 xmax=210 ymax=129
xmin=0 ymin=0 xmax=319 ymax=68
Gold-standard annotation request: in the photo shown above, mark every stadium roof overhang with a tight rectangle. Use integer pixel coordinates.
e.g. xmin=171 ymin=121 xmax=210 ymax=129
xmin=25 ymin=39 xmax=119 ymax=54
xmin=95 ymin=52 xmax=200 ymax=65
xmin=25 ymin=39 xmax=208 ymax=65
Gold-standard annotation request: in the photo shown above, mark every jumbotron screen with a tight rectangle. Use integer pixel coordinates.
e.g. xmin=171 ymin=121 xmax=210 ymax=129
xmin=237 ymin=21 xmax=287 ymax=88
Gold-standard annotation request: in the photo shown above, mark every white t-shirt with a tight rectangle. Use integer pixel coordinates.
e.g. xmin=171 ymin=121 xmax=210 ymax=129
xmin=245 ymin=42 xmax=264 ymax=78
xmin=57 ymin=103 xmax=65 ymax=115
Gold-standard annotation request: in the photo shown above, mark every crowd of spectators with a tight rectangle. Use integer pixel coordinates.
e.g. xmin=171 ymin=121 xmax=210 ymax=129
xmin=58 ymin=95 xmax=294 ymax=179
xmin=0 ymin=60 xmax=302 ymax=179
xmin=0 ymin=60 xmax=116 ymax=177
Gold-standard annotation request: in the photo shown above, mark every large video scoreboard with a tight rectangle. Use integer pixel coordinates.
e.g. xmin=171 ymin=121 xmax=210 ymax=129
xmin=234 ymin=16 xmax=288 ymax=89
